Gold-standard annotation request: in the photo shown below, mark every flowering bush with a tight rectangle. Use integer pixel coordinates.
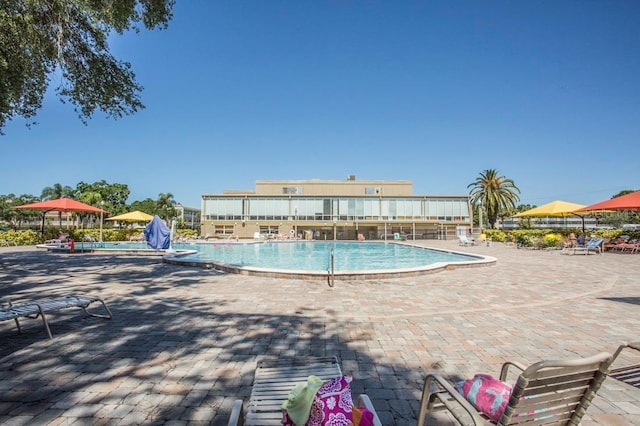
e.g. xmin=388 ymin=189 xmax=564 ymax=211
xmin=542 ymin=233 xmax=564 ymax=248
xmin=484 ymin=230 xmax=507 ymax=242
xmin=0 ymin=229 xmax=40 ymax=246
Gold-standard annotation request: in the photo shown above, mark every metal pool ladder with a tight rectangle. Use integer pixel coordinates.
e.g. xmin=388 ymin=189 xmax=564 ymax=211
xmin=328 ymin=248 xmax=335 ymax=287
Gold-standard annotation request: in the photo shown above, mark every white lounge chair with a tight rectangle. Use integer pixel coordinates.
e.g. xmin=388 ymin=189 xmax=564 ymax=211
xmin=458 ymin=235 xmax=475 ymax=246
xmin=228 ymin=356 xmax=381 ymax=425
xmin=1 ymin=295 xmax=112 ymax=339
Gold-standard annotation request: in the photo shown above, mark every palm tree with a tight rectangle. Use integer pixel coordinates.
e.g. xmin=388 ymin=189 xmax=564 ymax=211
xmin=40 ymin=183 xmax=73 ymax=200
xmin=156 ymin=193 xmax=176 ymax=224
xmin=467 ymin=169 xmax=520 ymax=229
xmin=40 ymin=183 xmax=74 ymax=227
xmin=79 ymin=191 xmax=103 ymax=230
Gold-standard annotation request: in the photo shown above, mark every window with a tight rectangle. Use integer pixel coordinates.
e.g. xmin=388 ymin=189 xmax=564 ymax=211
xmin=247 ymin=198 xmax=289 ymax=219
xmin=425 ymin=199 xmax=470 ymax=221
xmin=296 ymin=198 xmax=326 ymax=220
xmin=365 ymin=187 xmax=381 ymax=195
xmin=283 ymin=187 xmax=303 ymax=195
xmin=203 ymin=198 xmax=243 ymax=218
xmin=214 ymin=225 xmax=233 ymax=235
xmin=364 ymin=199 xmax=380 ymax=218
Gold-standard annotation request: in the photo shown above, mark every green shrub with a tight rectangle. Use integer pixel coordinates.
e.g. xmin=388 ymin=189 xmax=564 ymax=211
xmin=486 ymin=229 xmax=638 ymax=248
xmin=509 ymin=230 xmax=544 ymax=247
xmin=484 ymin=229 xmax=506 ymax=242
xmin=516 ymin=233 xmax=535 ymax=247
xmin=542 ymin=233 xmax=564 ymax=248
xmin=177 ymin=228 xmax=199 ymax=239
xmin=78 ymin=229 xmax=136 ymax=242
xmin=0 ymin=229 xmax=40 ymax=246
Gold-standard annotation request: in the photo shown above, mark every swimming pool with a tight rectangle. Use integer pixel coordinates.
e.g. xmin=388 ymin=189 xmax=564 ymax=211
xmin=164 ymin=241 xmax=495 ymax=280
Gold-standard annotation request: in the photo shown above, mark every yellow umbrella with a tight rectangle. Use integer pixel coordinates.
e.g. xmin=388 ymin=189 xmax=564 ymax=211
xmin=106 ymin=210 xmax=154 ymax=222
xmin=513 ymin=200 xmax=588 ymax=232
xmin=513 ymin=200 xmax=587 ymax=217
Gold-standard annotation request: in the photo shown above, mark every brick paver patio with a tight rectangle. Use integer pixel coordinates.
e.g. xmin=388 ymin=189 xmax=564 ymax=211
xmin=0 ymin=240 xmax=638 ymax=425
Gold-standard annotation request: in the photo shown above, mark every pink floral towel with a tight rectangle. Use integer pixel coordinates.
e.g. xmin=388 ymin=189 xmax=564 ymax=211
xmin=283 ymin=375 xmax=353 ymax=426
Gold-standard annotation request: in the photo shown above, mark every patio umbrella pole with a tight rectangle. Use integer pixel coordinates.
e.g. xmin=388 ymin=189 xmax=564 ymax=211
xmin=40 ymin=212 xmax=46 ymax=236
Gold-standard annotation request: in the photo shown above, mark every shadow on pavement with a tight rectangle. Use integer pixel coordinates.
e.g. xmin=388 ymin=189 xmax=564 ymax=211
xmin=0 ymin=250 xmax=431 ymax=424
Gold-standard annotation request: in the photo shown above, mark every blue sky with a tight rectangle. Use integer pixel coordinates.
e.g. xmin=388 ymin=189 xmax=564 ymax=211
xmin=2 ymin=1 xmax=639 ymax=208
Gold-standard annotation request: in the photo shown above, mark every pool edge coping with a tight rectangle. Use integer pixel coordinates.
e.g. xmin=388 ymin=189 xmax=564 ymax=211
xmin=162 ymin=242 xmax=497 ymax=280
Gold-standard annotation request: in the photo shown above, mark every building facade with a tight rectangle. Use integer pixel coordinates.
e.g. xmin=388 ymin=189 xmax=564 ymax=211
xmin=174 ymin=203 xmax=201 ymax=229
xmin=201 ymin=176 xmax=472 ymax=240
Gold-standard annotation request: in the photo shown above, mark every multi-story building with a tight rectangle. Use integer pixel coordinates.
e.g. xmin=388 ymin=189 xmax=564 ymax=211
xmin=201 ymin=176 xmax=472 ymax=240
xmin=174 ymin=203 xmax=201 ymax=229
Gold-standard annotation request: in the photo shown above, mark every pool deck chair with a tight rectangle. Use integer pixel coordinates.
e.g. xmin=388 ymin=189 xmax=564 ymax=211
xmin=571 ymin=238 xmax=605 ymax=255
xmin=228 ymin=356 xmax=381 ymax=425
xmin=0 ymin=295 xmax=112 ymax=339
xmin=609 ymin=341 xmax=640 ymax=388
xmin=458 ymin=235 xmax=475 ymax=246
xmin=417 ymin=351 xmax=613 ymax=426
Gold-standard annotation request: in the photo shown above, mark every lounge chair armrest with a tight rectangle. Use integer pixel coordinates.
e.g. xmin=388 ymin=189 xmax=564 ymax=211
xmin=227 ymin=399 xmax=244 ymax=426
xmin=612 ymin=341 xmax=640 ymax=359
xmin=356 ymin=394 xmax=382 ymax=426
xmin=417 ymin=373 xmax=485 ymax=426
xmin=627 ymin=341 xmax=640 ymax=351
xmin=500 ymin=360 xmax=526 ymax=381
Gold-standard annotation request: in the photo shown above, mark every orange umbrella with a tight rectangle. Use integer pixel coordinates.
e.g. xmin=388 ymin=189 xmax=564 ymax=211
xmin=14 ymin=197 xmax=107 ymax=213
xmin=14 ymin=197 xmax=108 ymax=234
xmin=575 ymin=191 xmax=640 ymax=212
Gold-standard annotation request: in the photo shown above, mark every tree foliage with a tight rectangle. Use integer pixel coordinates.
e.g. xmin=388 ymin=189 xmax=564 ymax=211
xmin=130 ymin=198 xmax=156 ymax=215
xmin=156 ymin=192 xmax=175 ymax=223
xmin=0 ymin=0 xmax=175 ymax=133
xmin=612 ymin=189 xmax=637 ymax=198
xmin=468 ymin=169 xmax=521 ymax=229
xmin=40 ymin=182 xmax=73 ymax=200
xmin=0 ymin=181 xmax=186 ymax=231
xmin=40 ymin=182 xmax=73 ymax=225
xmin=0 ymin=193 xmax=39 ymax=229
xmin=73 ymin=180 xmax=131 ymax=227
xmin=75 ymin=180 xmax=130 ymax=214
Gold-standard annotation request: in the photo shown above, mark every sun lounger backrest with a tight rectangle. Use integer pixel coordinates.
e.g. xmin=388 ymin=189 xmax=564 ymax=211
xmin=500 ymin=352 xmax=613 ymax=425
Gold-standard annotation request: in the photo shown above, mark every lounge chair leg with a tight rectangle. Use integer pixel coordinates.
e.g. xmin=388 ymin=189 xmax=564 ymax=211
xmin=81 ymin=298 xmax=113 ymax=319
xmin=8 ymin=299 xmax=23 ymax=334
xmin=228 ymin=399 xmax=244 ymax=426
xmin=13 ymin=317 xmax=22 ymax=334
xmin=36 ymin=306 xmax=53 ymax=339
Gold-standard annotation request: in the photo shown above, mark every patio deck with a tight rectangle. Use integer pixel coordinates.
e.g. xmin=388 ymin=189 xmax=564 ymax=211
xmin=0 ymin=240 xmax=638 ymax=425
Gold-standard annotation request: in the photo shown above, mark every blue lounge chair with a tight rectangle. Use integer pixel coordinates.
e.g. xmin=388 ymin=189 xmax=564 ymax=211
xmin=572 ymin=237 xmax=604 ymax=255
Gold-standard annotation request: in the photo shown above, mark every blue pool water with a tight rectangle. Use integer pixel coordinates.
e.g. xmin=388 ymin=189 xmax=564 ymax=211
xmin=170 ymin=241 xmax=482 ymax=273
xmin=65 ymin=240 xmax=493 ymax=278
